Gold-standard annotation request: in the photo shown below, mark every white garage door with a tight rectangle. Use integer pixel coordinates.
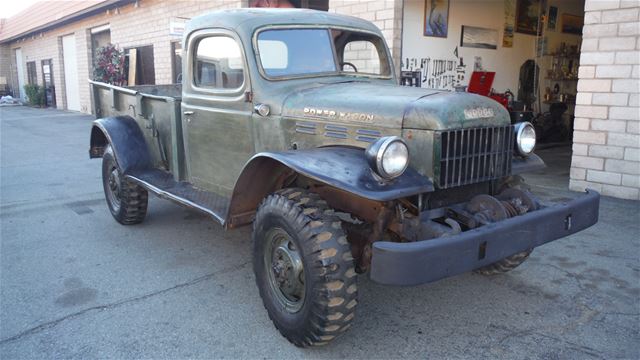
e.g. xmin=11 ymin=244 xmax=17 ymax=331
xmin=62 ymin=34 xmax=81 ymax=111
xmin=15 ymin=48 xmax=25 ymax=101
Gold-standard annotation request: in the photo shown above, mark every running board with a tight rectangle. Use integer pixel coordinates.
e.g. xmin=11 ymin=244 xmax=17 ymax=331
xmin=125 ymin=169 xmax=230 ymax=225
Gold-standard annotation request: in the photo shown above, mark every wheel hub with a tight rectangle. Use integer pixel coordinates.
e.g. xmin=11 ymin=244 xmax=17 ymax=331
xmin=108 ymin=170 xmax=120 ymax=196
xmin=265 ymin=228 xmax=305 ymax=313
xmin=106 ymin=166 xmax=122 ymax=209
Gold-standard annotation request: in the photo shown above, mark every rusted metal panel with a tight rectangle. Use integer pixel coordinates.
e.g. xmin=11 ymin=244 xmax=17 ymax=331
xmin=89 ymin=80 xmax=183 ymax=175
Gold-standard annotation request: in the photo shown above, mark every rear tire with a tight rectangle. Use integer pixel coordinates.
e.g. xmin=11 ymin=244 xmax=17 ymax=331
xmin=252 ymin=188 xmax=357 ymax=347
xmin=101 ymin=145 xmax=148 ymax=225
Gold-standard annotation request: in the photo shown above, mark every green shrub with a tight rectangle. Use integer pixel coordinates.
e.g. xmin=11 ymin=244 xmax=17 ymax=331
xmin=24 ymin=84 xmax=45 ymax=107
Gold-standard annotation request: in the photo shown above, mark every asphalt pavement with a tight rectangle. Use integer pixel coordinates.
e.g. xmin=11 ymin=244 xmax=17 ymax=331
xmin=1 ymin=106 xmax=638 ymax=359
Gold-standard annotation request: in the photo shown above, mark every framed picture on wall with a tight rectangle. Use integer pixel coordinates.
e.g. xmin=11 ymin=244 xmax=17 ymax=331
xmin=424 ymin=0 xmax=450 ymax=37
xmin=460 ymin=26 xmax=498 ymax=50
xmin=547 ymin=6 xmax=558 ymax=30
xmin=515 ymin=0 xmax=542 ymax=35
xmin=561 ymin=14 xmax=583 ymax=35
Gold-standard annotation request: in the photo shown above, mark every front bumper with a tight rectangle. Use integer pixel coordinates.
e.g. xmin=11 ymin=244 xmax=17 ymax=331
xmin=370 ymin=190 xmax=600 ymax=286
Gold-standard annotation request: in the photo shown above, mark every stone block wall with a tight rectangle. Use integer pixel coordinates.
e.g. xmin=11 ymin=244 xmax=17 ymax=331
xmin=329 ymin=0 xmax=403 ymax=77
xmin=570 ymin=0 xmax=640 ymax=200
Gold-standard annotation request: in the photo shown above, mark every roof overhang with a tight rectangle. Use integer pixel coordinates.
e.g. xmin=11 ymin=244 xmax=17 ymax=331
xmin=0 ymin=0 xmax=136 ymax=44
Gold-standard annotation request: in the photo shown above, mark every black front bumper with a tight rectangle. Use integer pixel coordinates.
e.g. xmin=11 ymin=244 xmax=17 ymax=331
xmin=370 ymin=190 xmax=600 ymax=286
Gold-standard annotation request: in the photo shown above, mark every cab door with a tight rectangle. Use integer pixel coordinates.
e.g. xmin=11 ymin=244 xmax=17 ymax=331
xmin=181 ymin=29 xmax=254 ymax=196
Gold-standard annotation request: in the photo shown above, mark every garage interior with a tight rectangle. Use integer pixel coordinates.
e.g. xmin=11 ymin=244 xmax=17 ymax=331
xmin=400 ymin=0 xmax=586 ymax=186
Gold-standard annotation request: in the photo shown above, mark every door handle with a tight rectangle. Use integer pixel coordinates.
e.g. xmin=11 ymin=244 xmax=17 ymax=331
xmin=183 ymin=111 xmax=194 ymax=115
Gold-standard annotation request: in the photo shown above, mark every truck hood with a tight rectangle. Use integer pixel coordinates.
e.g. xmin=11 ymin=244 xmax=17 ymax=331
xmin=281 ymin=82 xmax=511 ymax=131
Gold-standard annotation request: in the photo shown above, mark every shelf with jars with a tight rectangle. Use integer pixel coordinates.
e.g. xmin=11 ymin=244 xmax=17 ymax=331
xmin=539 ymin=42 xmax=580 ymax=108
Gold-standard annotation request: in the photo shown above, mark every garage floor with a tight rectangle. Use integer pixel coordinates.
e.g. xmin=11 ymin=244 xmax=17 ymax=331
xmin=1 ymin=106 xmax=638 ymax=359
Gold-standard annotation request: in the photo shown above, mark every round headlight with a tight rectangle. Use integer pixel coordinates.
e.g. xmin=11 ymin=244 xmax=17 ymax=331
xmin=515 ymin=122 xmax=536 ymax=156
xmin=366 ymin=136 xmax=409 ymax=179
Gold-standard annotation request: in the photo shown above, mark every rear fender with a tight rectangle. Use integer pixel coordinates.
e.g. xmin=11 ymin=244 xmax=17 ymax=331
xmin=89 ymin=116 xmax=152 ymax=174
xmin=226 ymin=146 xmax=434 ymax=227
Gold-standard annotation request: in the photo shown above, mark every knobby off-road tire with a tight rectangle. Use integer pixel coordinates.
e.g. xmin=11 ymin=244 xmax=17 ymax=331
xmin=102 ymin=145 xmax=148 ymax=225
xmin=474 ymin=250 xmax=533 ymax=275
xmin=253 ymin=188 xmax=358 ymax=347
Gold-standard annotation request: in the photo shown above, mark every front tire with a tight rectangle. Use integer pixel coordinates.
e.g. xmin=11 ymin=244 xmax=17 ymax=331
xmin=474 ymin=250 xmax=532 ymax=275
xmin=252 ymin=188 xmax=357 ymax=347
xmin=101 ymin=145 xmax=148 ymax=225
xmin=475 ymin=187 xmax=538 ymax=275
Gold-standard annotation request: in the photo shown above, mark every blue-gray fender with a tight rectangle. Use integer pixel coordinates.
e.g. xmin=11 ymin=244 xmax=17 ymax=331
xmin=226 ymin=146 xmax=434 ymax=226
xmin=89 ymin=116 xmax=152 ymax=174
xmin=511 ymin=153 xmax=546 ymax=174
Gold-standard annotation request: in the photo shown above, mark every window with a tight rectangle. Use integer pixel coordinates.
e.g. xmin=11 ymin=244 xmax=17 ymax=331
xmin=91 ymin=29 xmax=111 ymax=68
xmin=257 ymin=29 xmax=336 ymax=77
xmin=341 ymin=40 xmax=382 ymax=75
xmin=194 ymin=36 xmax=244 ymax=89
xmin=256 ymin=28 xmax=391 ymax=78
xmin=171 ymin=41 xmax=182 ymax=84
xmin=27 ymin=61 xmax=37 ymax=85
xmin=333 ymin=30 xmax=390 ymax=76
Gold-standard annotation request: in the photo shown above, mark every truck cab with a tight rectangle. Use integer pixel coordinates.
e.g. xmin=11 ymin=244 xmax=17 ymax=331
xmin=89 ymin=8 xmax=599 ymax=347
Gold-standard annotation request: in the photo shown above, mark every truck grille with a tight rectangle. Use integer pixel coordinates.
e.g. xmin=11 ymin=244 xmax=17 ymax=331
xmin=437 ymin=125 xmax=514 ymax=188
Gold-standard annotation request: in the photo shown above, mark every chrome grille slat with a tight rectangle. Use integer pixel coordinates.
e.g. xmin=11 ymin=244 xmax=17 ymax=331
xmin=437 ymin=125 xmax=514 ymax=189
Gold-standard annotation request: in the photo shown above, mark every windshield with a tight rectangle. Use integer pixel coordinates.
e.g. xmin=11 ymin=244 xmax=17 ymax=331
xmin=257 ymin=28 xmax=391 ymax=79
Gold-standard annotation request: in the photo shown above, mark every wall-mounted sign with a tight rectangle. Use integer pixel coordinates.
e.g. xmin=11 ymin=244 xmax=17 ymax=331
xmin=170 ymin=17 xmax=189 ymax=37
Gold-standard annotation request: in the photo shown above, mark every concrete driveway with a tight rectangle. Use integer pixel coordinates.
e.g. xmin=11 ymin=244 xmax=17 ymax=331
xmin=1 ymin=106 xmax=638 ymax=359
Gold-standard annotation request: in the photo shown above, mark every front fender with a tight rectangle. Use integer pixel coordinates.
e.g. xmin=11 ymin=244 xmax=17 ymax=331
xmin=89 ymin=116 xmax=152 ymax=174
xmin=512 ymin=153 xmax=546 ymax=174
xmin=226 ymin=146 xmax=434 ymax=227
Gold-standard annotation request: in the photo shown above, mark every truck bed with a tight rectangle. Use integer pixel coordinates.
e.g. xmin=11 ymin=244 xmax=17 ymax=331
xmin=90 ymin=80 xmax=186 ymax=182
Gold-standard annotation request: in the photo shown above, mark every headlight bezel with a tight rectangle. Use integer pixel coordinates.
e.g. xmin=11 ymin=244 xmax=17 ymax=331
xmin=365 ymin=136 xmax=410 ymax=180
xmin=514 ymin=122 xmax=536 ymax=157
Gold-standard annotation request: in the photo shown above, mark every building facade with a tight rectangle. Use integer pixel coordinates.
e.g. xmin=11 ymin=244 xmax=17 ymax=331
xmin=0 ymin=0 xmax=638 ymax=199
xmin=0 ymin=0 xmax=401 ymax=113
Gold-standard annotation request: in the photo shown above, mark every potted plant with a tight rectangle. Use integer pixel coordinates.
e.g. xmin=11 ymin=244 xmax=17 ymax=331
xmin=93 ymin=44 xmax=127 ymax=86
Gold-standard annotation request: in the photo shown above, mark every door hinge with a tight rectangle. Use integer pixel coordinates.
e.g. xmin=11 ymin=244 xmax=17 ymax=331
xmin=244 ymin=91 xmax=253 ymax=103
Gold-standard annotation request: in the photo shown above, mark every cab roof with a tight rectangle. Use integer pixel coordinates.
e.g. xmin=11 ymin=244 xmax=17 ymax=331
xmin=184 ymin=8 xmax=383 ymax=38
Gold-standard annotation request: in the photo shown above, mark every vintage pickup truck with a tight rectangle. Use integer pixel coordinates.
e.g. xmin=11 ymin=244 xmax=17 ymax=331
xmin=89 ymin=8 xmax=599 ymax=347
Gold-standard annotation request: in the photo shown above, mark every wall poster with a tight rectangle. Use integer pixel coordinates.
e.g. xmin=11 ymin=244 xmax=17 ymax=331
xmin=461 ymin=26 xmax=499 ymax=50
xmin=503 ymin=0 xmax=516 ymax=47
xmin=561 ymin=14 xmax=583 ymax=35
xmin=515 ymin=0 xmax=542 ymax=35
xmin=424 ymin=0 xmax=450 ymax=37
xmin=547 ymin=6 xmax=558 ymax=30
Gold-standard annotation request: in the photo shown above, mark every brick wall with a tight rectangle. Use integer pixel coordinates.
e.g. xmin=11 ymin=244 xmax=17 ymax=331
xmin=329 ymin=0 xmax=403 ymax=77
xmin=8 ymin=34 xmax=65 ymax=106
xmin=570 ymin=0 xmax=640 ymax=200
xmin=5 ymin=0 xmax=244 ymax=113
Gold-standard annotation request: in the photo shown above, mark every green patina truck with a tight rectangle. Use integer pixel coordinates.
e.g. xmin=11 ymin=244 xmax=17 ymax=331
xmin=89 ymin=8 xmax=599 ymax=347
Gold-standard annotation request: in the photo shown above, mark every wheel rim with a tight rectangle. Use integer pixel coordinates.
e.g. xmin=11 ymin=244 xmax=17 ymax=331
xmin=106 ymin=165 xmax=122 ymax=212
xmin=264 ymin=227 xmax=305 ymax=313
